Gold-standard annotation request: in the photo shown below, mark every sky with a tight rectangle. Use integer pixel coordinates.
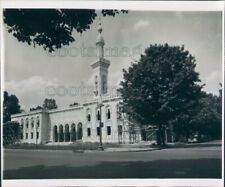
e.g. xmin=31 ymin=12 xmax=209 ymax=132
xmin=3 ymin=11 xmax=222 ymax=111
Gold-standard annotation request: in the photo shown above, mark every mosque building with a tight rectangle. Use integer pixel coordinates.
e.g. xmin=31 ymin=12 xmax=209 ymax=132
xmin=10 ymin=23 xmax=148 ymax=145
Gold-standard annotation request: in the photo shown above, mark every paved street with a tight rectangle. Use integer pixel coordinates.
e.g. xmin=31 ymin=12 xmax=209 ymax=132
xmin=3 ymin=141 xmax=222 ymax=179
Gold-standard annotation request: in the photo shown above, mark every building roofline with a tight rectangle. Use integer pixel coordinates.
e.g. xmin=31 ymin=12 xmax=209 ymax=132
xmin=11 ymin=95 xmax=122 ymax=118
xmin=11 ymin=109 xmax=45 ymax=118
xmin=48 ymin=105 xmax=84 ymax=114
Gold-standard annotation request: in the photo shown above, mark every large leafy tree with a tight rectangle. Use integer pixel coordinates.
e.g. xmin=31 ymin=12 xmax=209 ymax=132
xmin=119 ymin=44 xmax=203 ymax=145
xmin=190 ymin=91 xmax=222 ymax=140
xmin=3 ymin=91 xmax=21 ymax=123
xmin=3 ymin=9 xmax=128 ymax=52
xmin=172 ymin=86 xmax=222 ymax=141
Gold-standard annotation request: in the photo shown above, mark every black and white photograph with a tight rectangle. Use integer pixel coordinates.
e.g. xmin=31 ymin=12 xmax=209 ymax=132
xmin=0 ymin=1 xmax=224 ymax=187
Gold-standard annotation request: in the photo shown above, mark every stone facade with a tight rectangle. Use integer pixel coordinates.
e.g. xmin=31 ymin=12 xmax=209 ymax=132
xmin=11 ymin=95 xmax=142 ymax=144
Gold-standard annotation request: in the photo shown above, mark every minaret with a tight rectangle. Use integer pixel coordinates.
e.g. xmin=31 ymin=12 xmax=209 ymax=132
xmin=91 ymin=23 xmax=110 ymax=98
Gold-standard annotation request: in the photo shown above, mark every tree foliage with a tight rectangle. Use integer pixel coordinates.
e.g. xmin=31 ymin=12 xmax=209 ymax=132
xmin=3 ymin=121 xmax=22 ymax=146
xmin=69 ymin=102 xmax=79 ymax=107
xmin=3 ymin=9 xmax=128 ymax=52
xmin=3 ymin=91 xmax=21 ymax=123
xmin=190 ymin=91 xmax=222 ymax=139
xmin=30 ymin=106 xmax=43 ymax=111
xmin=43 ymin=98 xmax=58 ymax=110
xmin=119 ymin=44 xmax=203 ymax=145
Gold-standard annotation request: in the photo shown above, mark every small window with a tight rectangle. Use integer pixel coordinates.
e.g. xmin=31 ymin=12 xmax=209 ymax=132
xmin=36 ymin=117 xmax=40 ymax=127
xmin=36 ymin=132 xmax=39 ymax=139
xmin=26 ymin=133 xmax=28 ymax=139
xmin=26 ymin=118 xmax=29 ymax=128
xmin=86 ymin=108 xmax=91 ymax=122
xmin=107 ymin=126 xmax=111 ymax=135
xmin=95 ymin=75 xmax=98 ymax=94
xmin=31 ymin=118 xmax=34 ymax=128
xmin=102 ymin=75 xmax=106 ymax=92
xmin=31 ymin=132 xmax=33 ymax=139
xmin=97 ymin=110 xmax=100 ymax=120
xmin=95 ymin=75 xmax=98 ymax=85
xmin=107 ymin=108 xmax=111 ymax=119
xmin=87 ymin=114 xmax=91 ymax=122
xmin=97 ymin=127 xmax=100 ymax=136
xmin=87 ymin=128 xmax=91 ymax=136
xmin=21 ymin=133 xmax=23 ymax=139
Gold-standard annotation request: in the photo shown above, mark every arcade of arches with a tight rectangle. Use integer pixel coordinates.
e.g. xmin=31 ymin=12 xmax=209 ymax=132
xmin=53 ymin=123 xmax=83 ymax=142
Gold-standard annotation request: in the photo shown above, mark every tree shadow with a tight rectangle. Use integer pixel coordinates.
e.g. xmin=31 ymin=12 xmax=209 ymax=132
xmin=165 ymin=142 xmax=222 ymax=149
xmin=4 ymin=158 xmax=221 ymax=179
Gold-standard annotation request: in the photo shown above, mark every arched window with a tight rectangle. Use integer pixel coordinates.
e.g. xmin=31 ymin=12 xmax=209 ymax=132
xmin=71 ymin=123 xmax=76 ymax=141
xmin=21 ymin=119 xmax=24 ymax=129
xmin=65 ymin=124 xmax=70 ymax=142
xmin=96 ymin=108 xmax=100 ymax=121
xmin=26 ymin=118 xmax=29 ymax=128
xmin=106 ymin=106 xmax=111 ymax=120
xmin=107 ymin=109 xmax=111 ymax=119
xmin=36 ymin=116 xmax=40 ymax=127
xmin=31 ymin=117 xmax=34 ymax=128
xmin=53 ymin=125 xmax=58 ymax=142
xmin=86 ymin=108 xmax=91 ymax=122
xmin=59 ymin=125 xmax=64 ymax=142
xmin=77 ymin=123 xmax=83 ymax=140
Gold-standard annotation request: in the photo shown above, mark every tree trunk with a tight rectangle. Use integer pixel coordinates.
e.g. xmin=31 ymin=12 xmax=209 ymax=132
xmin=157 ymin=124 xmax=166 ymax=146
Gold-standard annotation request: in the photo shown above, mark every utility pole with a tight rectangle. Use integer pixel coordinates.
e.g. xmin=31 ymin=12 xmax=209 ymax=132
xmin=94 ymin=90 xmax=104 ymax=151
xmin=35 ymin=125 xmax=38 ymax=146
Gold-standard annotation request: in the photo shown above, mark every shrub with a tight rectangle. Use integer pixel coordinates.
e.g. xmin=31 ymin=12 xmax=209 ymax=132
xmin=3 ymin=121 xmax=21 ymax=146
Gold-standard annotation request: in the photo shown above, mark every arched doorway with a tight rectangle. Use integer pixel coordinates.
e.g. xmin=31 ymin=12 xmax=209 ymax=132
xmin=59 ymin=125 xmax=64 ymax=142
xmin=65 ymin=124 xmax=70 ymax=142
xmin=77 ymin=123 xmax=83 ymax=140
xmin=53 ymin=125 xmax=58 ymax=142
xmin=71 ymin=123 xmax=76 ymax=141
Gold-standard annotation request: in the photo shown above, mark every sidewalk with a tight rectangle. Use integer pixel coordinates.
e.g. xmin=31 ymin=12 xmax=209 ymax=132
xmin=86 ymin=140 xmax=222 ymax=152
xmin=103 ymin=146 xmax=161 ymax=152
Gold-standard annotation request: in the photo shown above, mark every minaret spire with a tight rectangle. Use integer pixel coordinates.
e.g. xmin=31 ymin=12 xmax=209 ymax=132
xmin=91 ymin=22 xmax=110 ymax=97
xmin=96 ymin=22 xmax=105 ymax=59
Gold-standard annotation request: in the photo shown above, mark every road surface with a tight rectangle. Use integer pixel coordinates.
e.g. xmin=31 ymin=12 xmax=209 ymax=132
xmin=3 ymin=141 xmax=222 ymax=179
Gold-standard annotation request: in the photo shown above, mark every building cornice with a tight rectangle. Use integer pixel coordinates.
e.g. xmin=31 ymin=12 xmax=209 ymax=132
xmin=11 ymin=109 xmax=46 ymax=118
xmin=48 ymin=105 xmax=83 ymax=114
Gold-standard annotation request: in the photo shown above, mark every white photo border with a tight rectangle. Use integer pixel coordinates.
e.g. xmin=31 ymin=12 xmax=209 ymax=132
xmin=1 ymin=1 xmax=224 ymax=187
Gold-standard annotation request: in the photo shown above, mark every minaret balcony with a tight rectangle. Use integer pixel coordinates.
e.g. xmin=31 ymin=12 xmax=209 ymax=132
xmin=91 ymin=58 xmax=110 ymax=69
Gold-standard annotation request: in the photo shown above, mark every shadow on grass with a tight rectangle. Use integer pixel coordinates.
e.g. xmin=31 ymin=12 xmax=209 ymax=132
xmin=4 ymin=158 xmax=221 ymax=179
